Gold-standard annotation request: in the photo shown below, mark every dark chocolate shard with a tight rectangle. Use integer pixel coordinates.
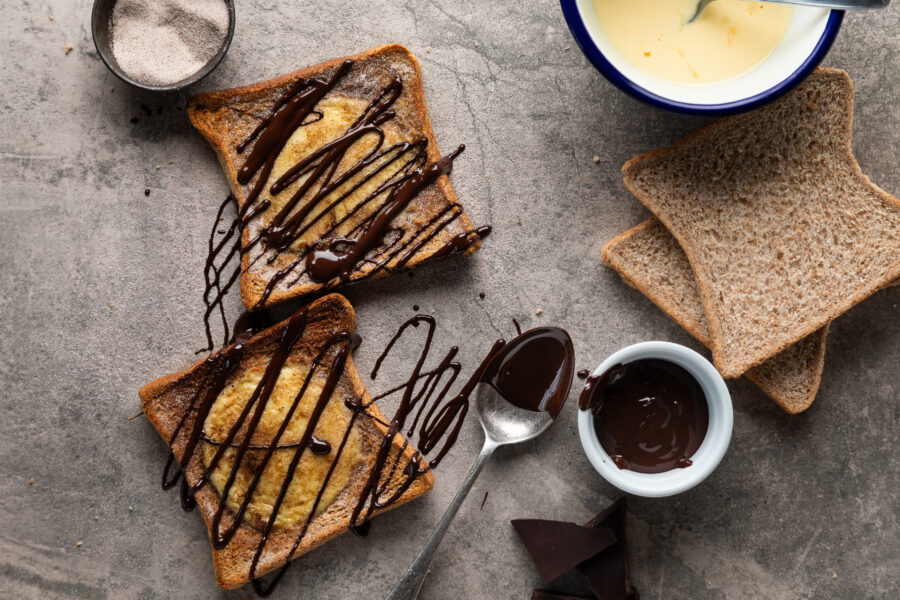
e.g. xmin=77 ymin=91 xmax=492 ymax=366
xmin=531 ymin=590 xmax=595 ymax=600
xmin=512 ymin=519 xmax=617 ymax=583
xmin=577 ymin=498 xmax=637 ymax=600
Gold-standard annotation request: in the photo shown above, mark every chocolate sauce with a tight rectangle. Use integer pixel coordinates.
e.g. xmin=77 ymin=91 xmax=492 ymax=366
xmin=162 ymin=309 xmax=504 ymax=595
xmin=224 ymin=59 xmax=490 ymax=309
xmin=199 ymin=195 xmax=243 ymax=352
xmin=170 ymin=58 xmax=497 ymax=594
xmin=480 ymin=327 xmax=575 ymax=419
xmin=579 ymin=359 xmax=708 ymax=474
xmin=306 ymin=146 xmax=465 ymax=283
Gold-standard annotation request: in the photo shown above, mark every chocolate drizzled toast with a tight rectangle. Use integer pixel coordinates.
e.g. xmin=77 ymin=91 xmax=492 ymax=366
xmin=139 ymin=294 xmax=433 ymax=590
xmin=188 ymin=44 xmax=484 ymax=310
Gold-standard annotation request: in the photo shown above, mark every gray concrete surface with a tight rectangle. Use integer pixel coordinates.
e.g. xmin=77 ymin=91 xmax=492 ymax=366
xmin=1 ymin=1 xmax=898 ymax=598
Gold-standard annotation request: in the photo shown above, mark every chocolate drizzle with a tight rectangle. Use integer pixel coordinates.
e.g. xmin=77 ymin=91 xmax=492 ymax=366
xmin=226 ymin=59 xmax=489 ymax=309
xmin=199 ymin=195 xmax=243 ymax=352
xmin=162 ymin=309 xmax=509 ymax=595
xmin=170 ymin=57 xmax=498 ymax=596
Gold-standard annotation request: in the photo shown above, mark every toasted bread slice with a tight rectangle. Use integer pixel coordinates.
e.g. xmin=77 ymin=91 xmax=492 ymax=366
xmin=188 ymin=44 xmax=480 ymax=310
xmin=622 ymin=69 xmax=900 ymax=378
xmin=603 ymin=218 xmax=828 ymax=413
xmin=139 ymin=294 xmax=433 ymax=589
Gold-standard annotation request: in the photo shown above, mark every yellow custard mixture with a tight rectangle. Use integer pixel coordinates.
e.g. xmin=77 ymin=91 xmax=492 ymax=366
xmin=593 ymin=0 xmax=794 ymax=85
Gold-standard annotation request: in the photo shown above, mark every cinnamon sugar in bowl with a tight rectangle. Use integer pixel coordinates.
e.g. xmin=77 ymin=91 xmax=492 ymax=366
xmin=92 ymin=0 xmax=235 ymax=91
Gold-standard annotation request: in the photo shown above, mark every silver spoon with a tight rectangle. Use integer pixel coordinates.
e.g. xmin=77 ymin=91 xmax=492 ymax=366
xmin=689 ymin=0 xmax=889 ymax=24
xmin=384 ymin=328 xmax=574 ymax=600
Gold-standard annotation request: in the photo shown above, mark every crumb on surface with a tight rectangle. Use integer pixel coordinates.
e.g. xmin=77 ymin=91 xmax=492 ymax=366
xmin=474 ymin=42 xmax=480 ymax=47
xmin=425 ymin=46 xmax=432 ymax=53
xmin=593 ymin=155 xmax=601 ymax=163
xmin=75 ymin=541 xmax=82 ymax=548
xmin=28 ymin=477 xmax=35 ymax=485
xmin=535 ymin=308 xmax=543 ymax=315
xmin=128 ymin=505 xmax=133 ymax=512
xmin=64 ymin=43 xmax=73 ymax=55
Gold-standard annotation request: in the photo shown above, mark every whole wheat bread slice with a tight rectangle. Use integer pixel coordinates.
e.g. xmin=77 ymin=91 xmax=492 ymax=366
xmin=139 ymin=294 xmax=433 ymax=589
xmin=188 ymin=44 xmax=480 ymax=310
xmin=622 ymin=69 xmax=900 ymax=378
xmin=603 ymin=218 xmax=828 ymax=413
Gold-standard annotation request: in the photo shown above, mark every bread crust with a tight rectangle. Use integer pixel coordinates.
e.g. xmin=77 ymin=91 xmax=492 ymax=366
xmin=602 ymin=218 xmax=828 ymax=413
xmin=187 ymin=44 xmax=478 ymax=310
xmin=139 ymin=294 xmax=434 ymax=589
xmin=621 ymin=68 xmax=900 ymax=378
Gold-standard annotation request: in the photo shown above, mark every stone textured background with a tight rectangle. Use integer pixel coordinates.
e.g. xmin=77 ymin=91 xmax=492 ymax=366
xmin=1 ymin=1 xmax=898 ymax=599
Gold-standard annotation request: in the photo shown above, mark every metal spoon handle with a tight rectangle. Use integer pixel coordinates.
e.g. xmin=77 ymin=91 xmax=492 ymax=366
xmin=691 ymin=0 xmax=889 ymax=22
xmin=384 ymin=439 xmax=499 ymax=600
xmin=761 ymin=0 xmax=890 ymax=7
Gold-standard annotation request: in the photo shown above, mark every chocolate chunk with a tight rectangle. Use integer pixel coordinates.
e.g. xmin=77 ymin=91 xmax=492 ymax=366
xmin=512 ymin=519 xmax=617 ymax=583
xmin=531 ymin=590 xmax=594 ymax=600
xmin=577 ymin=498 xmax=637 ymax=600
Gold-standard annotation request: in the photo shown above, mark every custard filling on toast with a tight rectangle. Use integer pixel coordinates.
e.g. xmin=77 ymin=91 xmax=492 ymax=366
xmin=201 ymin=358 xmax=363 ymax=530
xmin=259 ymin=96 xmax=423 ymax=256
xmin=189 ymin=46 xmax=488 ymax=311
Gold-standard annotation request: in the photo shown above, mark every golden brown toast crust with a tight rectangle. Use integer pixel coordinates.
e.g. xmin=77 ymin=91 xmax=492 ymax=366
xmin=188 ymin=45 xmax=479 ymax=310
xmin=139 ymin=294 xmax=434 ymax=589
xmin=621 ymin=68 xmax=900 ymax=378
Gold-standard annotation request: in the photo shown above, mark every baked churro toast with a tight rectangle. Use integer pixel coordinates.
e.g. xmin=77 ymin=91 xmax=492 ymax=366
xmin=188 ymin=44 xmax=485 ymax=310
xmin=139 ymin=294 xmax=433 ymax=589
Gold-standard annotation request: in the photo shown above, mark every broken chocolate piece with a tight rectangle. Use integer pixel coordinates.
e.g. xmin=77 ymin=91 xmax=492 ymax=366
xmin=531 ymin=590 xmax=595 ymax=600
xmin=512 ymin=519 xmax=617 ymax=583
xmin=577 ymin=498 xmax=637 ymax=600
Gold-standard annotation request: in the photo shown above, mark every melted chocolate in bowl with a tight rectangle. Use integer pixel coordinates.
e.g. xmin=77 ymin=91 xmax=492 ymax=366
xmin=481 ymin=327 xmax=575 ymax=419
xmin=579 ymin=359 xmax=709 ymax=474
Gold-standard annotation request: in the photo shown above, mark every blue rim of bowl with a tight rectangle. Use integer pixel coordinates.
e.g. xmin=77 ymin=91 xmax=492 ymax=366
xmin=560 ymin=0 xmax=844 ymax=116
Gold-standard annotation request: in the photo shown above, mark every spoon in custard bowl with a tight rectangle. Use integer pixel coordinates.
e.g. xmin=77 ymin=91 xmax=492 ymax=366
xmin=384 ymin=327 xmax=575 ymax=600
xmin=689 ymin=0 xmax=890 ymax=23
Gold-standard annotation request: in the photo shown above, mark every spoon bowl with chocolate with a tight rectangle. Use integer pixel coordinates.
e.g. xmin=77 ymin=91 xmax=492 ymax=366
xmin=578 ymin=341 xmax=732 ymax=498
xmin=385 ymin=327 xmax=575 ymax=600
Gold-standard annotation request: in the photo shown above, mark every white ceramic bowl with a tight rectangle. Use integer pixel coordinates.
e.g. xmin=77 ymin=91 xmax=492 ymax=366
xmin=577 ymin=341 xmax=733 ymax=497
xmin=561 ymin=0 xmax=843 ymax=115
